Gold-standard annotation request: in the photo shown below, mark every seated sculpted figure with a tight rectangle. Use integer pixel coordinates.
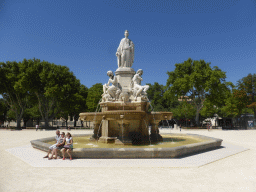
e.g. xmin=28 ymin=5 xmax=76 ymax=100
xmin=131 ymin=69 xmax=149 ymax=100
xmin=103 ymin=70 xmax=121 ymax=101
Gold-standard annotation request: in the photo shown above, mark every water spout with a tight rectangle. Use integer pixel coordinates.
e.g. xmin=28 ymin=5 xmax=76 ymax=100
xmin=96 ymin=118 xmax=104 ymax=142
xmin=121 ymin=119 xmax=124 ymax=142
xmin=143 ymin=119 xmax=151 ymax=145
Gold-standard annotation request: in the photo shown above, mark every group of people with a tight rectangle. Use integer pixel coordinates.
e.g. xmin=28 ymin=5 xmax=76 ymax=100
xmin=43 ymin=130 xmax=73 ymax=160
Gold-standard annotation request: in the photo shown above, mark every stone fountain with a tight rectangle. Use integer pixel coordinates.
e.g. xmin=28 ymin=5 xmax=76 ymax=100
xmin=31 ymin=31 xmax=223 ymax=159
xmin=79 ymin=30 xmax=173 ymax=145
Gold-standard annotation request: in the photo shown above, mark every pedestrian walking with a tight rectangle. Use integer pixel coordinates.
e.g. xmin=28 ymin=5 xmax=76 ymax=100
xmin=180 ymin=124 xmax=182 ymax=132
xmin=36 ymin=124 xmax=39 ymax=131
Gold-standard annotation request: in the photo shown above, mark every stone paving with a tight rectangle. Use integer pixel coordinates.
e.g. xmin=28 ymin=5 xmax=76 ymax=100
xmin=0 ymin=129 xmax=255 ymax=192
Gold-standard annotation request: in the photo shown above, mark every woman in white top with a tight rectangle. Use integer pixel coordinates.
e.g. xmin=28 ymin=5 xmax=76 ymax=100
xmin=48 ymin=132 xmax=65 ymax=160
xmin=62 ymin=132 xmax=73 ymax=160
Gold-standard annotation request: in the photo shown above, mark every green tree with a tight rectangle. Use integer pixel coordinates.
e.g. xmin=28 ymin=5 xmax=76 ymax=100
xmin=200 ymin=99 xmax=219 ymax=119
xmin=237 ymin=73 xmax=256 ymax=118
xmin=147 ymin=82 xmax=169 ymax=111
xmin=19 ymin=59 xmax=82 ymax=128
xmin=71 ymin=84 xmax=88 ymax=126
xmin=0 ymin=98 xmax=8 ymax=125
xmin=6 ymin=109 xmax=16 ymax=125
xmin=22 ymin=94 xmax=41 ymax=127
xmin=57 ymin=84 xmax=88 ymax=127
xmin=165 ymin=58 xmax=232 ymax=125
xmin=221 ymin=89 xmax=250 ymax=118
xmin=172 ymin=100 xmax=196 ymax=121
xmin=86 ymin=83 xmax=103 ymax=112
xmin=0 ymin=61 xmax=29 ymax=129
xmin=25 ymin=104 xmax=42 ymax=125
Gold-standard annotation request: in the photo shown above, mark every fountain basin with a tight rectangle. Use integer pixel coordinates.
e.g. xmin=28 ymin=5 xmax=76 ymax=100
xmin=31 ymin=133 xmax=222 ymax=158
xmin=79 ymin=106 xmax=173 ymax=144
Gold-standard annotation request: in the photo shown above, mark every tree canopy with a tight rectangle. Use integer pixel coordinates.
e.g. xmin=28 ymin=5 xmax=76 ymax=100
xmin=0 ymin=61 xmax=30 ymax=128
xmin=165 ymin=58 xmax=232 ymax=125
xmin=1 ymin=57 xmax=254 ymax=129
xmin=86 ymin=83 xmax=103 ymax=112
xmin=147 ymin=82 xmax=169 ymax=111
xmin=236 ymin=73 xmax=256 ymax=118
xmin=0 ymin=59 xmax=88 ymax=128
xmin=0 ymin=98 xmax=8 ymax=124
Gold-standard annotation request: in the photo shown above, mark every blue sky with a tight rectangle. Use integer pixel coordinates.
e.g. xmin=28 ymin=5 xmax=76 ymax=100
xmin=1 ymin=0 xmax=256 ymax=89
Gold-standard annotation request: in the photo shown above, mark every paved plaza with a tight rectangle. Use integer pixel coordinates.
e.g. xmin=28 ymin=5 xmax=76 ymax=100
xmin=0 ymin=128 xmax=255 ymax=191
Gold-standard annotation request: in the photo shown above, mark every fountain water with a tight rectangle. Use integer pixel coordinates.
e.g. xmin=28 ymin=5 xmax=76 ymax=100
xmin=143 ymin=119 xmax=152 ymax=145
xmin=96 ymin=119 xmax=103 ymax=141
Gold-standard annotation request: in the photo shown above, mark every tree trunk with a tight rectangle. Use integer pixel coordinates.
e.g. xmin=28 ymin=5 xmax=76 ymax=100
xmin=44 ymin=116 xmax=50 ymax=129
xmin=195 ymin=108 xmax=200 ymax=126
xmin=23 ymin=118 xmax=28 ymax=128
xmin=36 ymin=118 xmax=40 ymax=126
xmin=16 ymin=109 xmax=23 ymax=129
xmin=16 ymin=118 xmax=22 ymax=129
xmin=74 ymin=115 xmax=79 ymax=128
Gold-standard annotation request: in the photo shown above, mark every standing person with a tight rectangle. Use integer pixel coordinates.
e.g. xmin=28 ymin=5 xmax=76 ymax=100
xmin=207 ymin=123 xmax=210 ymax=131
xmin=49 ymin=132 xmax=65 ymax=160
xmin=62 ymin=132 xmax=73 ymax=160
xmin=36 ymin=124 xmax=39 ymax=131
xmin=180 ymin=124 xmax=182 ymax=132
xmin=43 ymin=130 xmax=61 ymax=158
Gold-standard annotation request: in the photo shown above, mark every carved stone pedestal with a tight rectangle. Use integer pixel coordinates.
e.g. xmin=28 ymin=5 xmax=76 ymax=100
xmin=98 ymin=136 xmax=117 ymax=143
xmin=150 ymin=119 xmax=163 ymax=142
xmin=115 ymin=138 xmax=133 ymax=145
xmin=90 ymin=120 xmax=101 ymax=140
xmin=115 ymin=67 xmax=135 ymax=91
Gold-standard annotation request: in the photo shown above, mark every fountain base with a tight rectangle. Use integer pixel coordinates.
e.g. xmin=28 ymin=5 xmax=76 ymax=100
xmin=31 ymin=133 xmax=223 ymax=159
xmin=79 ymin=100 xmax=173 ymax=145
xmin=98 ymin=136 xmax=117 ymax=144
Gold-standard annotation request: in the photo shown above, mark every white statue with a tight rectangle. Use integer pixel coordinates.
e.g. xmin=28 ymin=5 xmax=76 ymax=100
xmin=131 ymin=69 xmax=149 ymax=100
xmin=116 ymin=30 xmax=134 ymax=68
xmin=103 ymin=71 xmax=121 ymax=101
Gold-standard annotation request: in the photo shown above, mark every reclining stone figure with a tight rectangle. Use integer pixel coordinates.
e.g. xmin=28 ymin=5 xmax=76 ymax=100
xmin=102 ymin=70 xmax=121 ymax=101
xmin=131 ymin=69 xmax=149 ymax=101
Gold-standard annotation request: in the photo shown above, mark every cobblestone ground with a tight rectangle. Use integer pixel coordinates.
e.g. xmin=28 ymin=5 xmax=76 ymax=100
xmin=0 ymin=129 xmax=255 ymax=192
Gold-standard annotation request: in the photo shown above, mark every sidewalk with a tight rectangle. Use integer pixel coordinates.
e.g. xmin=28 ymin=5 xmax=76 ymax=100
xmin=0 ymin=129 xmax=255 ymax=192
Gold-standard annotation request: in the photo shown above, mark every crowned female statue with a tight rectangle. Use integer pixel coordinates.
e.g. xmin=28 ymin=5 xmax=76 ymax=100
xmin=116 ymin=30 xmax=134 ymax=68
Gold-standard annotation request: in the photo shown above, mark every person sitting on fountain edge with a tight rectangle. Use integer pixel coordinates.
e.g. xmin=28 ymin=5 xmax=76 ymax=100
xmin=62 ymin=132 xmax=73 ymax=160
xmin=43 ymin=130 xmax=61 ymax=158
xmin=48 ymin=132 xmax=66 ymax=160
